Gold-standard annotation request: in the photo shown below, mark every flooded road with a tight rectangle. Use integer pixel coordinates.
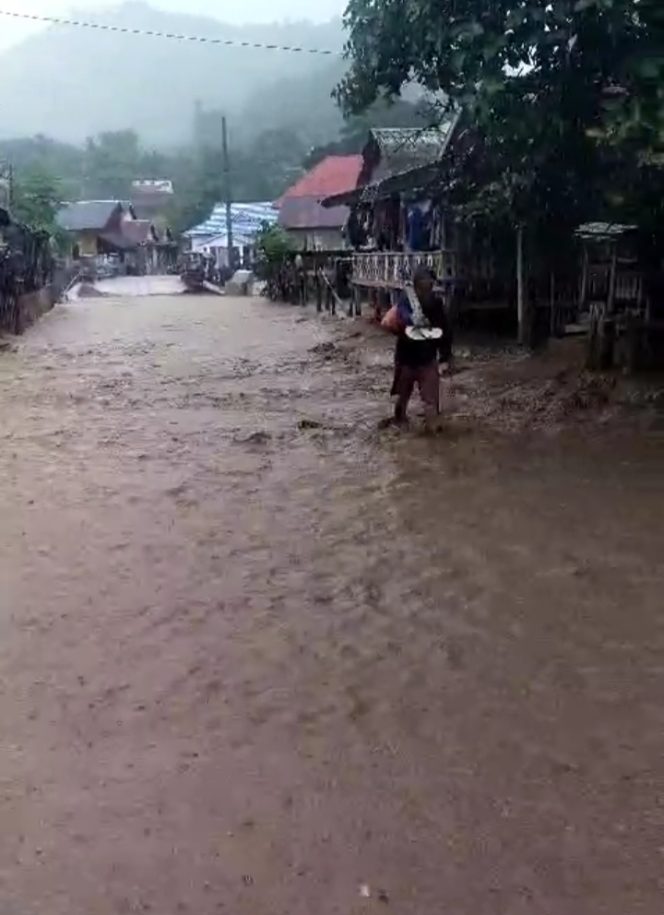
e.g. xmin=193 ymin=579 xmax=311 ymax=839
xmin=0 ymin=291 xmax=663 ymax=915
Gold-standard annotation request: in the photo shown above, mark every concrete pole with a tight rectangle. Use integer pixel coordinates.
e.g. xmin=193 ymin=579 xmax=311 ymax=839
xmin=222 ymin=116 xmax=233 ymax=268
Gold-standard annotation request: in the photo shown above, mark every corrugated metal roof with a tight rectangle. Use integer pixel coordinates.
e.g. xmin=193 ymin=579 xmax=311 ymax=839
xmin=575 ymin=222 xmax=637 ymax=238
xmin=185 ymin=202 xmax=277 ymax=240
xmin=368 ymin=121 xmax=456 ymax=177
xmin=323 ymin=114 xmax=462 ymax=209
xmin=56 ymin=200 xmax=123 ymax=232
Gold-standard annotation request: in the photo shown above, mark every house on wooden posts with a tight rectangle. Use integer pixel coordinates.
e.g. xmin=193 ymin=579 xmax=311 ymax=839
xmin=56 ymin=200 xmax=138 ymax=260
xmin=277 ymin=155 xmax=363 ymax=252
xmin=320 ymin=120 xmax=465 ymax=305
xmin=323 ymin=117 xmax=588 ymax=343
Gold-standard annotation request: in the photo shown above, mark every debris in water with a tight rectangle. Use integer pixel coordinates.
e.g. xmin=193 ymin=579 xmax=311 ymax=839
xmin=236 ymin=431 xmax=271 ymax=446
xmin=241 ymin=875 xmax=254 ymax=886
xmin=298 ymin=418 xmax=323 ymax=430
xmin=310 ymin=341 xmax=336 ymax=355
xmin=359 ymin=884 xmax=371 ymax=898
xmin=378 ymin=889 xmax=390 ymax=904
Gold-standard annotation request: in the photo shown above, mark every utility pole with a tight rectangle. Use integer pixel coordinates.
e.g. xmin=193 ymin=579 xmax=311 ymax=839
xmin=221 ymin=115 xmax=233 ymax=268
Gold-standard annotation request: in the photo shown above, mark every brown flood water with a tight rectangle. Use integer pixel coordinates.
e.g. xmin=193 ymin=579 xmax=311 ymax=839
xmin=0 ymin=292 xmax=663 ymax=915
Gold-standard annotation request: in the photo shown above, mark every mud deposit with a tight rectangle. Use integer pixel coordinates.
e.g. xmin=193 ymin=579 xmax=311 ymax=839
xmin=0 ymin=293 xmax=662 ymax=915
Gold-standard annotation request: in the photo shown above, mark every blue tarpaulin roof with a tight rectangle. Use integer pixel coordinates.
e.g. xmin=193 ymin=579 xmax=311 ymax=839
xmin=185 ymin=201 xmax=278 ymax=244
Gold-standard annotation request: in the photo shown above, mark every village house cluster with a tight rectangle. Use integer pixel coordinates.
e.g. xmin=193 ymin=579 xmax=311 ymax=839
xmin=56 ymin=180 xmax=178 ymax=278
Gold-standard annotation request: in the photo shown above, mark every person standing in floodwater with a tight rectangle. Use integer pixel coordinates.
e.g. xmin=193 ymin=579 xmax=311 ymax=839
xmin=391 ymin=266 xmax=452 ymax=429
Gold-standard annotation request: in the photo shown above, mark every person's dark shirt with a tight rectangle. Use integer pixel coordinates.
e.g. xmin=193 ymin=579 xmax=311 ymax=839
xmin=394 ymin=290 xmax=452 ymax=368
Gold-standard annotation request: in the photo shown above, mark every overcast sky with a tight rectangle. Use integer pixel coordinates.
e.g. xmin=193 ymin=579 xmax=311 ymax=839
xmin=0 ymin=0 xmax=345 ymax=50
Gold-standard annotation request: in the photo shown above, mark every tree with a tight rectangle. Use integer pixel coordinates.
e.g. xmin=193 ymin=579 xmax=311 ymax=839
xmin=335 ymin=0 xmax=661 ymax=239
xmin=83 ymin=130 xmax=143 ymax=199
xmin=12 ymin=167 xmax=63 ymax=232
xmin=254 ymin=223 xmax=293 ymax=280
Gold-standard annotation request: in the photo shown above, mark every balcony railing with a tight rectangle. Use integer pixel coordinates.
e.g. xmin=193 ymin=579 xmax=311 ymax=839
xmin=351 ymin=250 xmax=457 ymax=288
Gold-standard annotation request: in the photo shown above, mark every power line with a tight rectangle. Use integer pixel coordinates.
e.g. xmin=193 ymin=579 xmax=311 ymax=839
xmin=0 ymin=9 xmax=338 ymax=56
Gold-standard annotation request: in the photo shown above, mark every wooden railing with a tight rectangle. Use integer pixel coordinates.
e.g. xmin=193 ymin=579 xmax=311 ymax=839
xmin=585 ymin=264 xmax=643 ymax=307
xmin=351 ymin=250 xmax=457 ymax=288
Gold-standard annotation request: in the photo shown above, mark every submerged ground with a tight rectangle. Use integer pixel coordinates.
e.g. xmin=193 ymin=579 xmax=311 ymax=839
xmin=0 ymin=286 xmax=662 ymax=914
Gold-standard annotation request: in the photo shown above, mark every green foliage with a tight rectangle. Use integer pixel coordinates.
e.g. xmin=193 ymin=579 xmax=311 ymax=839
xmin=254 ymin=224 xmax=293 ymax=278
xmin=12 ymin=166 xmax=62 ymax=232
xmin=336 ymin=0 xmax=662 ymax=245
xmin=0 ymin=126 xmax=310 ymax=239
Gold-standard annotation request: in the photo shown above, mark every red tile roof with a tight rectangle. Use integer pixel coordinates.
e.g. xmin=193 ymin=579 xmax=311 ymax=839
xmin=281 ymin=155 xmax=363 ymax=200
xmin=276 ymin=155 xmax=363 ymax=231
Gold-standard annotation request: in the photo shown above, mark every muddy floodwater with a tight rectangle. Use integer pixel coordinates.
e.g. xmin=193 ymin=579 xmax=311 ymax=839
xmin=0 ymin=291 xmax=663 ymax=915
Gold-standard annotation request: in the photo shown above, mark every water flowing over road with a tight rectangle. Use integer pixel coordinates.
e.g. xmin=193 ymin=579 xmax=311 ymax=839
xmin=1 ymin=289 xmax=663 ymax=915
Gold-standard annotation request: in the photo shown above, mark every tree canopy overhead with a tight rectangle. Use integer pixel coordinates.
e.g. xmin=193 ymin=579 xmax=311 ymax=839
xmin=336 ymin=0 xmax=663 ymax=237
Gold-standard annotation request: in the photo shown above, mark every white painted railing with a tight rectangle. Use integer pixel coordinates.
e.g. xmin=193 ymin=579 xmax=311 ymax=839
xmin=351 ymin=250 xmax=457 ymax=287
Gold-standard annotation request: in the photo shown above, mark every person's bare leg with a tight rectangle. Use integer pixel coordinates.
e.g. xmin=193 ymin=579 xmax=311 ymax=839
xmin=394 ymin=367 xmax=415 ymax=426
xmin=394 ymin=397 xmax=410 ymax=425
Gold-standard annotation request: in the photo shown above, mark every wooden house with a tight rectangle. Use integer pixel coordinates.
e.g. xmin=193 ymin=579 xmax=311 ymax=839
xmin=322 ymin=116 xmax=562 ymax=341
xmin=277 ymin=155 xmax=363 ymax=252
xmin=56 ymin=200 xmax=137 ymax=259
xmin=122 ymin=219 xmax=160 ymax=274
xmin=321 ymin=120 xmax=461 ymax=302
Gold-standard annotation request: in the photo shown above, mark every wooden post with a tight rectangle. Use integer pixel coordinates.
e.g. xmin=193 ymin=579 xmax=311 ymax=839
xmin=549 ymin=271 xmax=556 ymax=337
xmin=516 ymin=225 xmax=527 ymax=345
xmin=579 ymin=247 xmax=589 ymax=309
xmin=607 ymin=244 xmax=618 ymax=315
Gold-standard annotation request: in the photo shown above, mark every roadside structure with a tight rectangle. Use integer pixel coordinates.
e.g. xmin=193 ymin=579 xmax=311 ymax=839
xmin=321 ymin=121 xmax=461 ymax=298
xmin=56 ymin=200 xmax=138 ymax=259
xmin=0 ymin=205 xmax=58 ymax=334
xmin=320 ymin=118 xmax=582 ymax=345
xmin=276 ymin=155 xmax=363 ymax=251
xmin=122 ymin=219 xmax=160 ymax=274
xmin=184 ymin=202 xmax=277 ymax=269
xmin=575 ymin=222 xmax=664 ymax=370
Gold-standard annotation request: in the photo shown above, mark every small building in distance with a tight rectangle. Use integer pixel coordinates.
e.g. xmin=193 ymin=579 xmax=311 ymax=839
xmin=131 ymin=180 xmax=175 ymax=220
xmin=276 ymin=155 xmax=363 ymax=251
xmin=121 ymin=219 xmax=160 ymax=273
xmin=184 ymin=202 xmax=278 ymax=268
xmin=56 ymin=200 xmax=137 ymax=259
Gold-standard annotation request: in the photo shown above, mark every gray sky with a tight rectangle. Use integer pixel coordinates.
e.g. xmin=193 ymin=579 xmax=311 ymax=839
xmin=0 ymin=1 xmax=345 ymax=51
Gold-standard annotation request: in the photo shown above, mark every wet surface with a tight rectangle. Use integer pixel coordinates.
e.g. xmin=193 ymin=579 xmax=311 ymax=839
xmin=0 ymin=291 xmax=663 ymax=914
